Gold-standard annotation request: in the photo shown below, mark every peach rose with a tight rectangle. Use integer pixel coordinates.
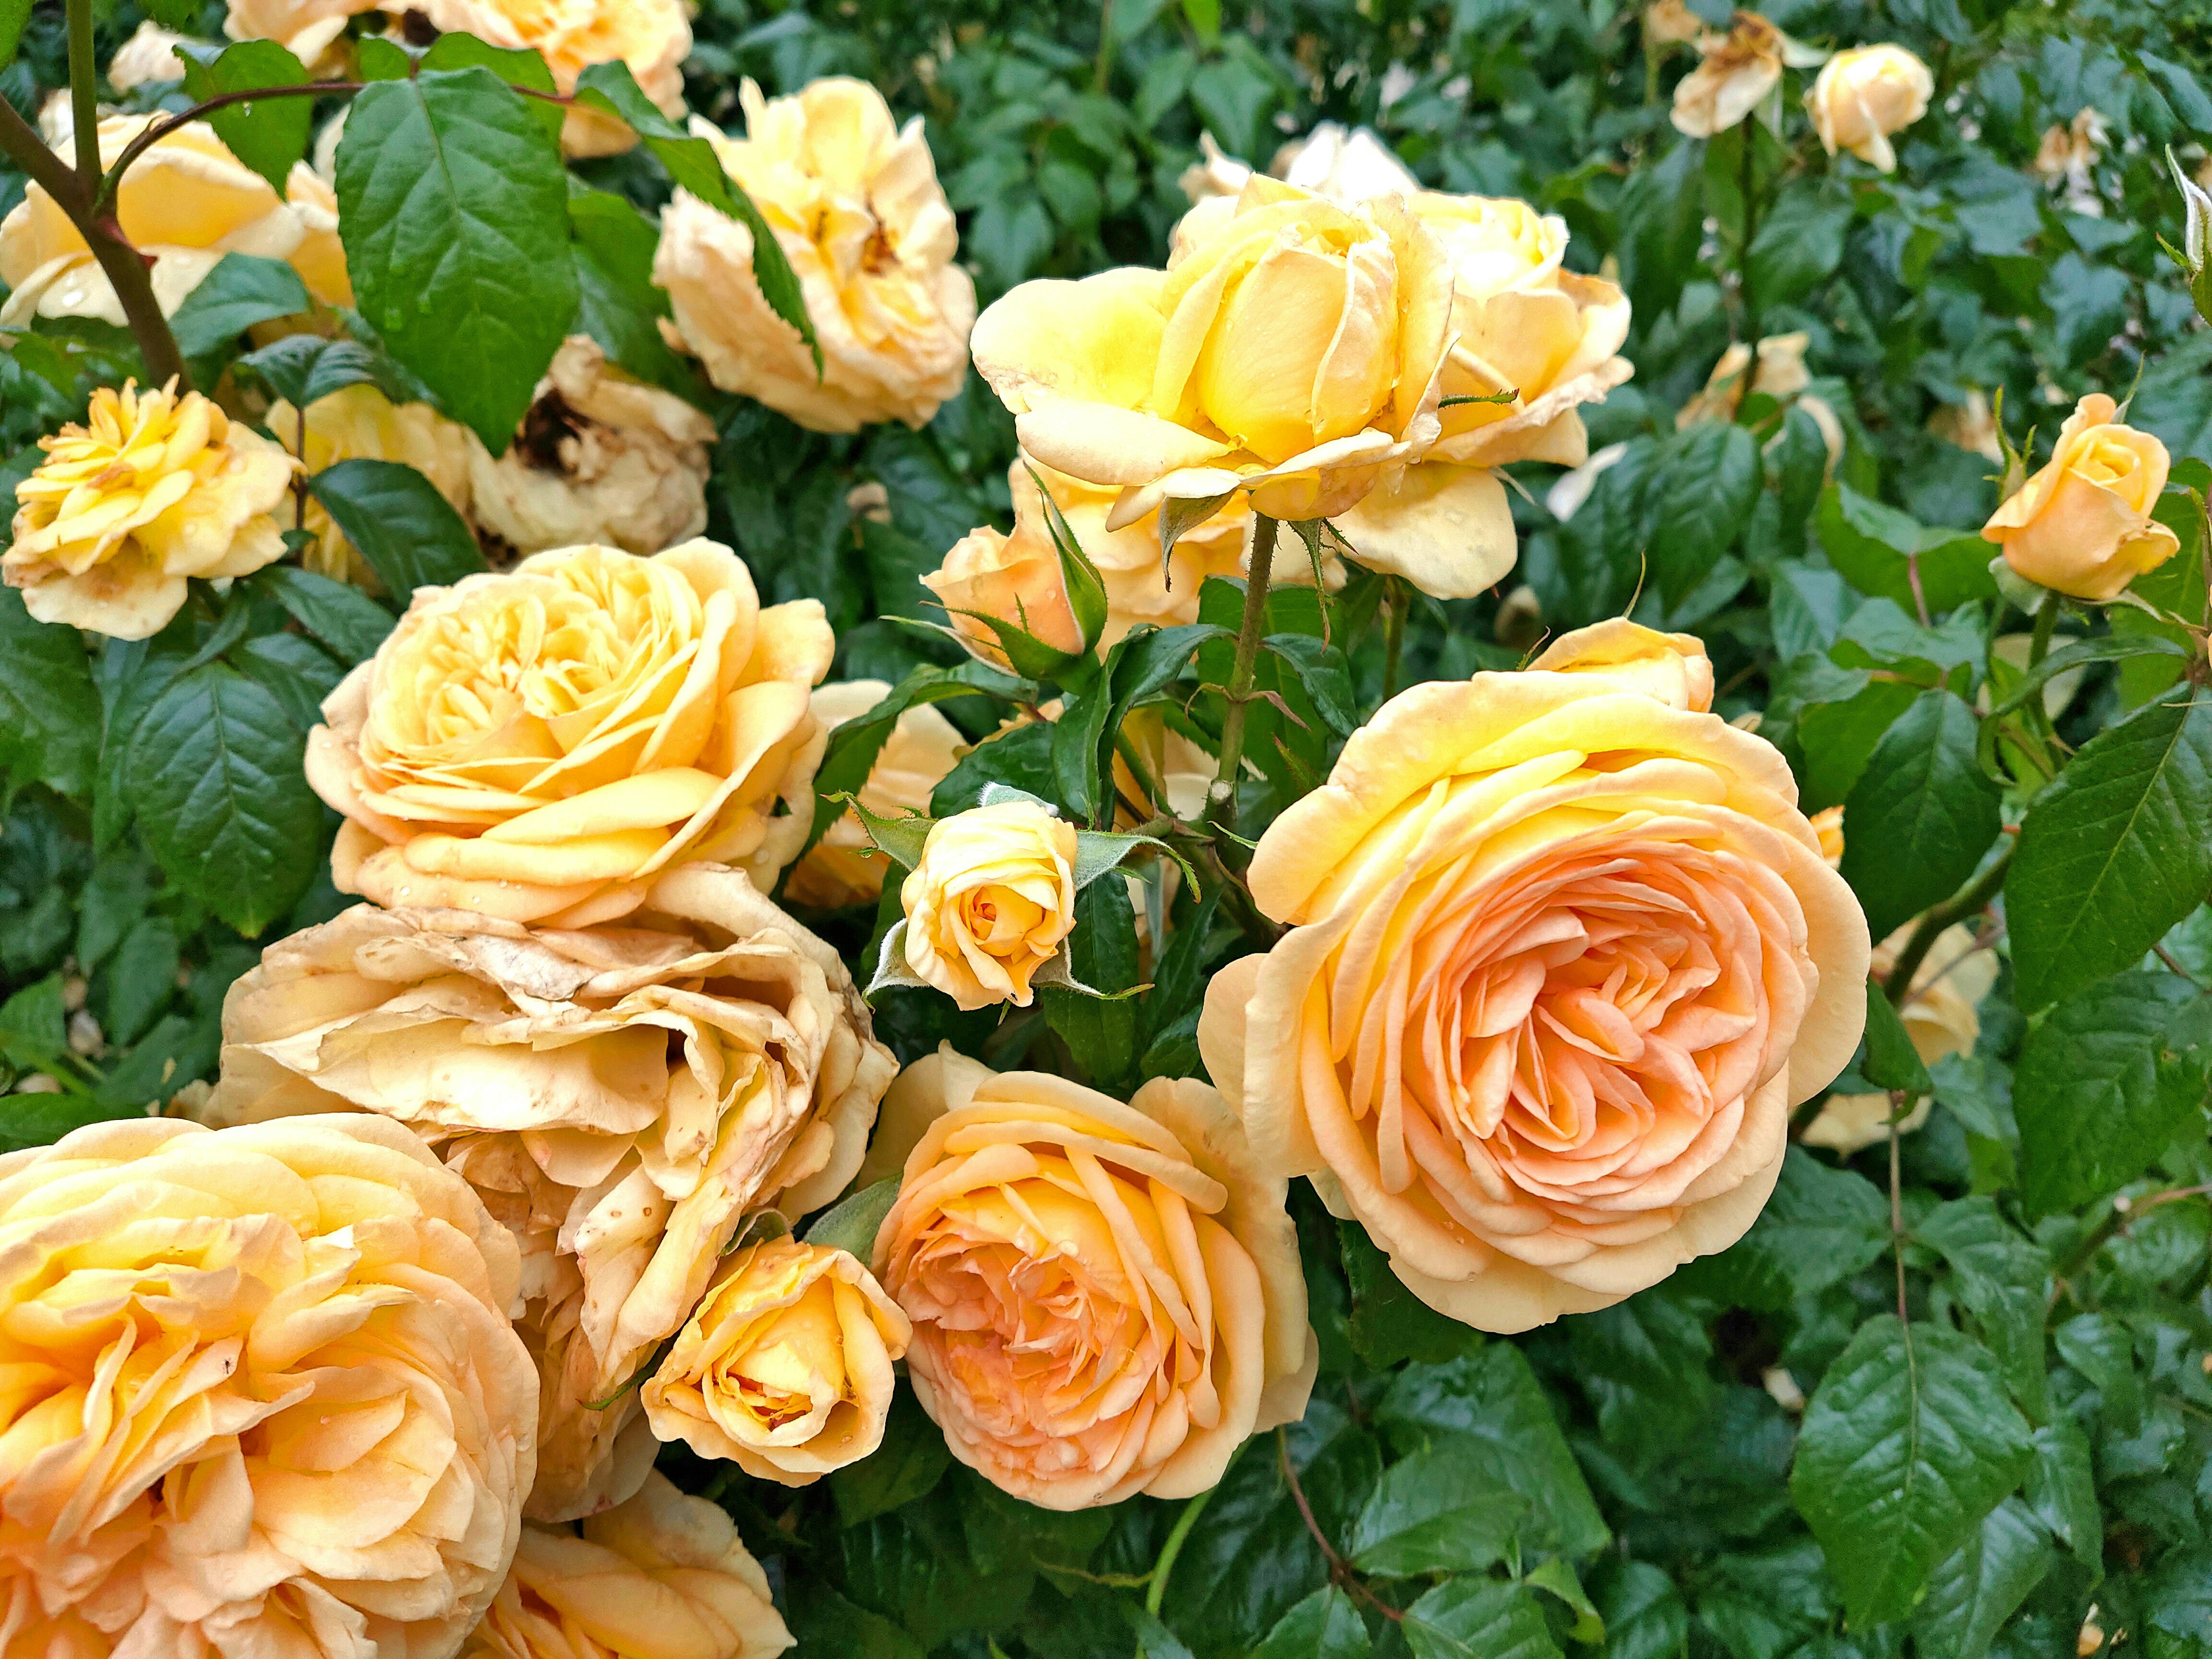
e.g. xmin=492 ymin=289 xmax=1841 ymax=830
xmin=5 ymin=381 xmax=295 ymax=639
xmin=1810 ymin=804 xmax=1845 ymax=868
xmin=642 ymin=1238 xmax=910 ymax=1484
xmin=923 ymin=513 xmax=1086 ymax=668
xmin=872 ymin=1063 xmax=1314 ymax=1509
xmin=1198 ymin=619 xmax=1870 ymax=1331
xmin=267 ymin=382 xmax=475 ymax=590
xmin=306 ymin=539 xmax=834 ymax=927
xmin=897 ymin=800 xmax=1080 ymax=1010
xmin=971 ymin=175 xmax=1452 ymax=541
xmin=655 ymin=78 xmax=975 ymax=431
xmin=468 ymin=336 xmax=716 ymax=560
xmin=1981 ymin=393 xmax=2180 ymax=600
xmin=0 ymin=1115 xmax=536 ymax=1654
xmin=1808 ymin=44 xmax=1934 ymax=173
xmin=198 ymin=865 xmax=896 ymax=1520
xmin=1671 ymin=13 xmax=1825 ymax=138
xmin=1802 ymin=923 xmax=1995 ymax=1153
xmin=786 ymin=680 xmax=964 ymax=909
xmin=464 ymin=1473 xmax=791 ymax=1659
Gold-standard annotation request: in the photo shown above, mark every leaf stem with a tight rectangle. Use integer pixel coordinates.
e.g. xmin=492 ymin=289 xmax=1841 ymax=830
xmin=1143 ymin=1487 xmax=1211 ymax=1618
xmin=1883 ymin=844 xmax=2014 ymax=1003
xmin=1206 ymin=512 xmax=1278 ymax=844
xmin=1889 ymin=1099 xmax=1908 ymax=1321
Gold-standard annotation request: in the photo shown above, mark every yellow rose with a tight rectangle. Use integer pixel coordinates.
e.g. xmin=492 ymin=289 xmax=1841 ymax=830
xmin=267 ymin=381 xmax=476 ymax=590
xmin=409 ymin=0 xmax=691 ymax=158
xmin=643 ymin=1238 xmax=911 ymax=1484
xmin=1198 ymin=619 xmax=1870 ymax=1331
xmin=469 ymin=336 xmax=717 ymax=559
xmin=198 ymin=865 xmax=897 ymax=1520
xmin=464 ymin=1473 xmax=791 ymax=1659
xmin=1982 ymin=393 xmax=2180 ymax=600
xmin=224 ymin=0 xmax=373 ymax=72
xmin=655 ymin=78 xmax=976 ymax=431
xmin=1802 ymin=923 xmax=1996 ymax=1153
xmin=897 ymin=800 xmax=1080 ymax=1011
xmin=1810 ymin=804 xmax=1845 ymax=868
xmin=873 ymin=1063 xmax=1314 ymax=1510
xmin=107 ymin=20 xmax=190 ymax=88
xmin=0 ymin=116 xmax=347 ymax=325
xmin=305 ymin=537 xmax=834 ymax=926
xmin=1643 ymin=0 xmax=1705 ymax=47
xmin=923 ymin=512 xmax=1087 ymax=667
xmin=1677 ymin=333 xmax=1844 ymax=467
xmin=1808 ymin=45 xmax=1934 ymax=172
xmin=5 ymin=381 xmax=295 ymax=639
xmin=0 ymin=1115 xmax=537 ymax=1654
xmin=971 ymin=175 xmax=1453 ymax=539
xmin=786 ymin=680 xmax=964 ymax=909
xmin=1671 ymin=13 xmax=1825 ymax=139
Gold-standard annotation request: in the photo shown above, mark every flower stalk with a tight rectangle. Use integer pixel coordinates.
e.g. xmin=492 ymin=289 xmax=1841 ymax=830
xmin=1206 ymin=509 xmax=1280 ymax=843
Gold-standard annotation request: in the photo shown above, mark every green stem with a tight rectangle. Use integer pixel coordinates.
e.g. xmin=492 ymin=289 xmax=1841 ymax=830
xmin=1884 ymin=843 xmax=2014 ymax=1003
xmin=1382 ymin=576 xmax=1405 ymax=702
xmin=1206 ymin=512 xmax=1279 ymax=840
xmin=1889 ymin=1101 xmax=1909 ymax=1321
xmin=1145 ymin=1488 xmax=1213 ymax=1618
xmin=66 ymin=0 xmax=99 ymax=187
xmin=1737 ymin=128 xmax=1759 ymax=347
xmin=2027 ymin=590 xmax=2059 ymax=671
xmin=1093 ymin=0 xmax=1115 ymax=92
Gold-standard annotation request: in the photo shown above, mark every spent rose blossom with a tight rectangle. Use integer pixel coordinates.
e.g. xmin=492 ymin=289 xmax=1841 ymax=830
xmin=643 ymin=1238 xmax=910 ymax=1484
xmin=463 ymin=1474 xmax=791 ymax=1659
xmin=786 ymin=680 xmax=964 ymax=910
xmin=656 ymin=78 xmax=975 ymax=431
xmin=873 ymin=1063 xmax=1315 ymax=1509
xmin=1808 ymin=44 xmax=1934 ymax=172
xmin=1677 ymin=334 xmax=1844 ymax=465
xmin=5 ymin=381 xmax=295 ymax=639
xmin=268 ymin=382 xmax=476 ymax=590
xmin=1929 ymin=390 xmax=2005 ymax=463
xmin=407 ymin=0 xmax=691 ymax=157
xmin=898 ymin=800 xmax=1080 ymax=1011
xmin=971 ymin=175 xmax=1453 ymax=543
xmin=1198 ymin=619 xmax=1870 ymax=1331
xmin=198 ymin=866 xmax=896 ymax=1520
xmin=0 ymin=1115 xmax=537 ymax=1654
xmin=1671 ymin=13 xmax=1826 ymax=139
xmin=305 ymin=538 xmax=833 ymax=926
xmin=1803 ymin=923 xmax=1996 ymax=1154
xmin=1981 ymin=393 xmax=2180 ymax=600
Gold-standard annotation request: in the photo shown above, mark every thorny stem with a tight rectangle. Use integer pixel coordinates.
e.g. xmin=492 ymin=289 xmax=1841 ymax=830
xmin=1278 ymin=1429 xmax=1402 ymax=1622
xmin=66 ymin=0 xmax=100 ymax=186
xmin=1143 ymin=1488 xmax=1211 ymax=1618
xmin=1885 ymin=845 xmax=2014 ymax=1003
xmin=1207 ymin=512 xmax=1279 ymax=846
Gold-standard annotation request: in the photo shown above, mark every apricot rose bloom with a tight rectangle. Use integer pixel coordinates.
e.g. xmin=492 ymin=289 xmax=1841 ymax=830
xmin=0 ymin=1115 xmax=536 ymax=1655
xmin=923 ymin=512 xmax=1086 ymax=668
xmin=1671 ymin=13 xmax=1825 ymax=139
xmin=463 ymin=1474 xmax=791 ymax=1659
xmin=872 ymin=1064 xmax=1315 ymax=1509
xmin=268 ymin=383 xmax=476 ymax=591
xmin=409 ymin=0 xmax=691 ymax=158
xmin=1808 ymin=45 xmax=1934 ymax=173
xmin=1198 ymin=619 xmax=1870 ymax=1331
xmin=306 ymin=539 xmax=833 ymax=927
xmin=656 ymin=78 xmax=976 ymax=432
xmin=971 ymin=175 xmax=1452 ymax=550
xmin=899 ymin=800 xmax=1080 ymax=1011
xmin=198 ymin=866 xmax=897 ymax=1521
xmin=786 ymin=680 xmax=964 ymax=910
xmin=1802 ymin=923 xmax=1995 ymax=1154
xmin=1981 ymin=393 xmax=2180 ymax=600
xmin=0 ymin=116 xmax=347 ymax=326
xmin=643 ymin=1238 xmax=910 ymax=1484
xmin=4 ymin=381 xmax=295 ymax=640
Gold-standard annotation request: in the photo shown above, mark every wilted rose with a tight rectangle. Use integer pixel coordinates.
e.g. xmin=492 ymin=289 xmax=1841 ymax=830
xmin=1671 ymin=13 xmax=1825 ymax=139
xmin=786 ymin=680 xmax=964 ymax=910
xmin=1802 ymin=924 xmax=1996 ymax=1153
xmin=1808 ymin=44 xmax=1934 ymax=173
xmin=1982 ymin=393 xmax=2180 ymax=600
xmin=899 ymin=800 xmax=1080 ymax=1011
xmin=268 ymin=382 xmax=475 ymax=590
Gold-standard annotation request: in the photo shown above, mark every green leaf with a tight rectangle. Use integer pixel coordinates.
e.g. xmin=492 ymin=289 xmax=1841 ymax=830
xmin=418 ymin=32 xmax=562 ymax=138
xmin=0 ymin=586 xmax=100 ymax=800
xmin=176 ymin=41 xmax=311 ymax=191
xmin=1839 ymin=690 xmax=2002 ymax=942
xmin=0 ymin=0 xmax=30 ymax=68
xmin=309 ymin=458 xmax=486 ymax=598
xmin=2007 ymin=694 xmax=2212 ymax=1011
xmin=1262 ymin=633 xmax=1357 ymax=736
xmin=2024 ymin=1417 xmax=2101 ymax=1561
xmin=1789 ymin=1315 xmax=2033 ymax=1627
xmin=931 ymin=721 xmax=1057 ymax=817
xmin=1251 ymin=1589 xmax=1371 ymax=1659
xmin=336 ymin=67 xmax=578 ymax=450
xmin=1340 ymin=1221 xmax=1475 ymax=1369
xmin=802 ymin=1177 xmax=898 ymax=1257
xmin=2053 ymin=1312 xmax=2141 ymax=1434
xmin=830 ymin=1389 xmax=951 ymax=1528
xmin=1123 ymin=1603 xmax=1196 ymax=1659
xmin=251 ymin=567 xmax=393 ymax=665
xmin=1676 ymin=1146 xmax=1888 ymax=1310
xmin=1914 ymin=1197 xmax=2051 ymax=1418
xmin=808 ymin=660 xmax=1025 ymax=854
xmin=783 ymin=1575 xmax=927 ymax=1659
xmin=123 ymin=662 xmax=324 ymax=935
xmin=168 ymin=253 xmax=312 ymax=359
xmin=841 ymin=1485 xmax=1028 ymax=1649
xmin=1180 ymin=0 xmax=1222 ymax=45
xmin=1348 ymin=1438 xmax=1533 ymax=1575
xmin=1793 ymin=674 xmax=1922 ymax=810
xmin=1402 ymin=1579 xmax=1564 ymax=1659
xmin=238 ymin=335 xmax=407 ymax=411
xmin=1861 ymin=975 xmax=1934 ymax=1096
xmin=1647 ymin=422 xmax=1760 ymax=609
xmin=1910 ymin=1498 xmax=2054 ymax=1659
xmin=571 ymin=60 xmax=817 ymax=370
xmin=569 ymin=185 xmax=696 ymax=396
xmin=1040 ymin=878 xmax=1142 ymax=1092
xmin=100 ymin=915 xmax=177 ymax=1048
xmin=1816 ymin=484 xmax=1998 ymax=613
xmin=1986 ymin=635 xmax=2191 ymax=721
xmin=1587 ymin=1559 xmax=1687 ymax=1659
xmin=1747 ymin=183 xmax=1853 ymax=305
xmin=1566 ymin=1287 xmax=1717 ymax=1452
xmin=2012 ymin=973 xmax=2212 ymax=1215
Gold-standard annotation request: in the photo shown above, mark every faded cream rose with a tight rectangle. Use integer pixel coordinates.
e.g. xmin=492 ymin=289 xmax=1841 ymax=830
xmin=198 ymin=866 xmax=897 ymax=1521
xmin=923 ymin=510 xmax=1086 ymax=666
xmin=656 ymin=78 xmax=975 ymax=432
xmin=5 ymin=381 xmax=294 ymax=639
xmin=1671 ymin=13 xmax=1825 ymax=139
xmin=1678 ymin=333 xmax=1844 ymax=466
xmin=268 ymin=382 xmax=475 ymax=590
xmin=1179 ymin=121 xmax=1422 ymax=207
xmin=643 ymin=1238 xmax=910 ymax=1484
xmin=1982 ymin=393 xmax=2180 ymax=600
xmin=2035 ymin=108 xmax=2107 ymax=215
xmin=471 ymin=337 xmax=715 ymax=559
xmin=873 ymin=1063 xmax=1315 ymax=1509
xmin=1808 ymin=45 xmax=1933 ymax=172
xmin=786 ymin=680 xmax=963 ymax=910
xmin=107 ymin=20 xmax=190 ymax=88
xmin=1802 ymin=923 xmax=1996 ymax=1153
xmin=464 ymin=1474 xmax=791 ymax=1659
xmin=897 ymin=800 xmax=1079 ymax=1010
xmin=0 ymin=1115 xmax=537 ymax=1654
xmin=1930 ymin=389 xmax=2005 ymax=462
xmin=306 ymin=538 xmax=834 ymax=926
xmin=0 ymin=116 xmax=348 ymax=326
xmin=972 ymin=175 xmax=1453 ymax=546
xmin=1199 ymin=619 xmax=1870 ymax=1331
xmin=404 ymin=0 xmax=690 ymax=158
xmin=225 ymin=0 xmax=373 ymax=73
